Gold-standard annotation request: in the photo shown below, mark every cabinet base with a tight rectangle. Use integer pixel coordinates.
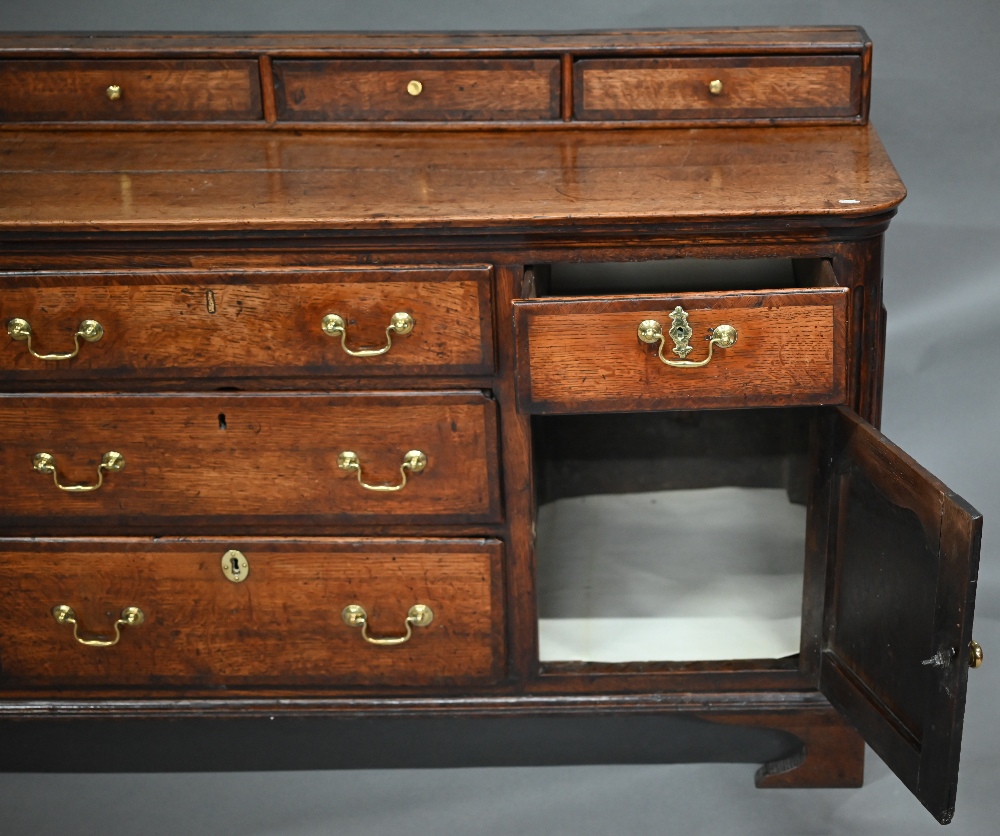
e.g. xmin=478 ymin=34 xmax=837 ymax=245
xmin=0 ymin=699 xmax=864 ymax=787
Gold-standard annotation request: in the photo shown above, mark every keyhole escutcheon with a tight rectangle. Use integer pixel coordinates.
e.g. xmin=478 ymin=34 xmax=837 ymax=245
xmin=221 ymin=549 xmax=249 ymax=583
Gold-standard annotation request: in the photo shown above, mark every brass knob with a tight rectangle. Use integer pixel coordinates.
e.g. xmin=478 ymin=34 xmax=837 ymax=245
xmin=970 ymin=640 xmax=984 ymax=669
xmin=407 ymin=80 xmax=423 ymax=96
xmin=106 ymin=84 xmax=122 ymax=101
xmin=708 ymin=79 xmax=723 ymax=95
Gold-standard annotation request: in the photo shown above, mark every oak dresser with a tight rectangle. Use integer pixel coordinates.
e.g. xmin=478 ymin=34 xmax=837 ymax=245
xmin=0 ymin=27 xmax=983 ymax=824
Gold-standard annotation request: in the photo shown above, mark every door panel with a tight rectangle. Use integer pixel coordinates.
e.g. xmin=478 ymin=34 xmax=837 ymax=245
xmin=817 ymin=407 xmax=981 ymax=824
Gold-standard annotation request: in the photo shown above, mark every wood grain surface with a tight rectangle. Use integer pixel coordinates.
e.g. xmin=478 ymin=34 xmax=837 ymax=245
xmin=575 ymin=56 xmax=860 ymax=121
xmin=0 ymin=538 xmax=504 ymax=688
xmin=0 ymin=126 xmax=905 ymax=232
xmin=0 ymin=266 xmax=493 ymax=380
xmin=0 ymin=59 xmax=262 ymax=122
xmin=0 ymin=391 xmax=501 ymax=530
xmin=274 ymin=59 xmax=560 ymax=122
xmin=515 ymin=288 xmax=848 ymax=412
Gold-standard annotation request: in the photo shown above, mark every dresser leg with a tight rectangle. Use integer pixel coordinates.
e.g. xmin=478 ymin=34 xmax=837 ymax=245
xmin=752 ymin=712 xmax=864 ymax=789
xmin=700 ymin=705 xmax=864 ymax=789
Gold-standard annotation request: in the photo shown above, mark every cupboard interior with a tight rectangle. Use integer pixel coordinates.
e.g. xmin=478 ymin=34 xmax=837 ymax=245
xmin=532 ymin=408 xmax=814 ymax=665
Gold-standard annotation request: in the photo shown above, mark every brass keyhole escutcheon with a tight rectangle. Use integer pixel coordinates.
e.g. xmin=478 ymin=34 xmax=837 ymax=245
xmin=407 ymin=79 xmax=423 ymax=96
xmin=221 ymin=549 xmax=249 ymax=583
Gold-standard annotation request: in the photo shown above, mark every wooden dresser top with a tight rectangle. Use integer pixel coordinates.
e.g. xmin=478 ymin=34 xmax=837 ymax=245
xmin=0 ymin=126 xmax=905 ymax=234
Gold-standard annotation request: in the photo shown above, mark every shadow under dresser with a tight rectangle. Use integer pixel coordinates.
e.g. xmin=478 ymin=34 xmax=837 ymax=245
xmin=0 ymin=27 xmax=983 ymax=825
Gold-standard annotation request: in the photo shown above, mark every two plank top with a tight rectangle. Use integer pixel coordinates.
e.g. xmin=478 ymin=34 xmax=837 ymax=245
xmin=0 ymin=125 xmax=905 ymax=234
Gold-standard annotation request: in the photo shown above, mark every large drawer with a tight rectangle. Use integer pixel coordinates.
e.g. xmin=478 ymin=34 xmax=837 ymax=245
xmin=0 ymin=391 xmax=501 ymax=532
xmin=273 ymin=58 xmax=561 ymax=122
xmin=0 ymin=267 xmax=494 ymax=380
xmin=0 ymin=538 xmax=504 ymax=689
xmin=514 ymin=288 xmax=849 ymax=413
xmin=0 ymin=59 xmax=263 ymax=122
xmin=574 ymin=56 xmax=863 ymax=122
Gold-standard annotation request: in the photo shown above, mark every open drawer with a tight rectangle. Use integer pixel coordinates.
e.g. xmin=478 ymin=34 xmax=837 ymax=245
xmin=514 ymin=285 xmax=848 ymax=413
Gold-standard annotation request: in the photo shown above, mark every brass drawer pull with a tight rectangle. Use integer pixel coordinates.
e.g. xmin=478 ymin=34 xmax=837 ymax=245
xmin=106 ymin=84 xmax=122 ymax=101
xmin=637 ymin=306 xmax=737 ymax=368
xmin=320 ymin=311 xmax=414 ymax=357
xmin=342 ymin=603 xmax=433 ymax=646
xmin=33 ymin=451 xmax=124 ymax=492
xmin=7 ymin=317 xmax=104 ymax=361
xmin=338 ymin=449 xmax=426 ymax=492
xmin=708 ymin=78 xmax=723 ymax=95
xmin=51 ymin=604 xmax=144 ymax=647
xmin=406 ymin=79 xmax=423 ymax=96
xmin=970 ymin=640 xmax=984 ymax=669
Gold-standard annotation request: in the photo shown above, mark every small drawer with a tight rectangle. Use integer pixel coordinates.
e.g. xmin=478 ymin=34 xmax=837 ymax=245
xmin=273 ymin=58 xmax=561 ymax=122
xmin=0 ymin=59 xmax=263 ymax=122
xmin=574 ymin=56 xmax=862 ymax=122
xmin=0 ymin=538 xmax=504 ymax=689
xmin=0 ymin=391 xmax=501 ymax=532
xmin=514 ymin=288 xmax=849 ymax=413
xmin=0 ymin=266 xmax=494 ymax=380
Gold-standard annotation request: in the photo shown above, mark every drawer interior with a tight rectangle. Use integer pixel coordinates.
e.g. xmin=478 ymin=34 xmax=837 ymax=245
xmin=533 ymin=407 xmax=813 ymax=665
xmin=528 ymin=257 xmax=836 ymax=297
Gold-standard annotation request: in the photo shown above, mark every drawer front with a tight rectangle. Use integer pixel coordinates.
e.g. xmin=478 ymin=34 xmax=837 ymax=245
xmin=0 ymin=267 xmax=493 ymax=380
xmin=0 ymin=391 xmax=501 ymax=531
xmin=273 ymin=59 xmax=561 ymax=122
xmin=514 ymin=288 xmax=848 ymax=413
xmin=0 ymin=538 xmax=504 ymax=689
xmin=0 ymin=60 xmax=263 ymax=122
xmin=574 ymin=56 xmax=862 ymax=122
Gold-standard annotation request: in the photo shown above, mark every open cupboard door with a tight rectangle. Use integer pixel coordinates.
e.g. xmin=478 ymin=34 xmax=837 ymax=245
xmin=815 ymin=408 xmax=982 ymax=824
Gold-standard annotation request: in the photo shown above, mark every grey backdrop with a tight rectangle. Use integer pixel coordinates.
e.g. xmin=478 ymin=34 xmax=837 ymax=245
xmin=1 ymin=2 xmax=997 ymax=834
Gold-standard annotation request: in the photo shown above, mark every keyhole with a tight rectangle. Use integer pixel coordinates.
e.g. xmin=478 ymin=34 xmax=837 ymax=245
xmin=230 ymin=556 xmax=241 ymax=577
xmin=218 ymin=413 xmax=227 ymax=430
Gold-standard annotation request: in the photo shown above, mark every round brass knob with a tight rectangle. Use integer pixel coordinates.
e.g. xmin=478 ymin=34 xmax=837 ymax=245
xmin=708 ymin=79 xmax=723 ymax=95
xmin=106 ymin=84 xmax=122 ymax=101
xmin=970 ymin=640 xmax=984 ymax=669
xmin=407 ymin=80 xmax=423 ymax=96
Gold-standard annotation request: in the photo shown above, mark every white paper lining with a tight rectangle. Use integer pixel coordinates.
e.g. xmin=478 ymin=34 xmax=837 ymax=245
xmin=536 ymin=486 xmax=806 ymax=662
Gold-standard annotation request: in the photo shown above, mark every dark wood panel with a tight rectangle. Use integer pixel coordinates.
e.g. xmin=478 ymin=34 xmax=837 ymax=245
xmin=0 ymin=60 xmax=262 ymax=122
xmin=818 ymin=408 xmax=982 ymax=824
xmin=274 ymin=59 xmax=560 ymax=122
xmin=0 ymin=538 xmax=503 ymax=687
xmin=0 ymin=392 xmax=502 ymax=529
xmin=575 ymin=56 xmax=861 ymax=122
xmin=0 ymin=266 xmax=494 ymax=380
xmin=514 ymin=288 xmax=848 ymax=413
